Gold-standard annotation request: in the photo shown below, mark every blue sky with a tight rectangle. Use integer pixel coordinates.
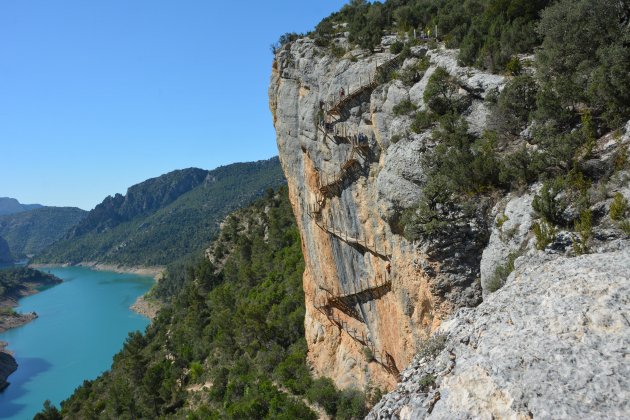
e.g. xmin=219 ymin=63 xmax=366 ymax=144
xmin=0 ymin=1 xmax=347 ymax=210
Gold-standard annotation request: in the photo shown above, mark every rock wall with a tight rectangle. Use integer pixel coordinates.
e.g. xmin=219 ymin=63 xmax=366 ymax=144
xmin=0 ymin=347 xmax=17 ymax=391
xmin=366 ymin=121 xmax=630 ymax=418
xmin=269 ymin=38 xmax=504 ymax=389
xmin=367 ymin=245 xmax=630 ymax=419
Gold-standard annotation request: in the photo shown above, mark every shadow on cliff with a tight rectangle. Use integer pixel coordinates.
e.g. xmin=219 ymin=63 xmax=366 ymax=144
xmin=0 ymin=357 xmax=52 ymax=418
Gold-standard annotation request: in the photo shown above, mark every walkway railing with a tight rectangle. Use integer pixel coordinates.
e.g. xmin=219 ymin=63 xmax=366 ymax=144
xmin=323 ymin=53 xmax=405 ymax=116
xmin=305 ymin=49 xmax=405 ymax=378
xmin=309 ymin=216 xmax=392 ymax=261
xmin=314 ymin=271 xmax=391 ymax=319
xmin=313 ymin=299 xmax=399 ymax=375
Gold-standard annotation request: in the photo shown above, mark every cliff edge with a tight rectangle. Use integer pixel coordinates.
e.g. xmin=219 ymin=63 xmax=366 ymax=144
xmin=270 ymin=26 xmax=630 ymax=416
xmin=270 ymin=37 xmax=504 ymax=389
xmin=368 ymin=246 xmax=630 ymax=419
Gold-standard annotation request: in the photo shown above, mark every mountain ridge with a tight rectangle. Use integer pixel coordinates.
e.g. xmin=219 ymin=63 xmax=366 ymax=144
xmin=36 ymin=157 xmax=286 ymax=266
xmin=0 ymin=207 xmax=87 ymax=259
xmin=0 ymin=197 xmax=43 ymax=216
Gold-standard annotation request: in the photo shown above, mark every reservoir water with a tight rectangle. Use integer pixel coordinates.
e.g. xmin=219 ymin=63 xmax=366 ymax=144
xmin=0 ymin=267 xmax=153 ymax=419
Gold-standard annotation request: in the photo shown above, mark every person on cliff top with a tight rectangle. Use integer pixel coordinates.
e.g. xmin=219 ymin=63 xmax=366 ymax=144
xmin=339 ymin=87 xmax=345 ymax=98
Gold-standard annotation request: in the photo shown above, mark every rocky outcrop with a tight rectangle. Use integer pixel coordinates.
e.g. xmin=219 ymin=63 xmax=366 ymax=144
xmin=480 ymin=123 xmax=630 ymax=297
xmin=0 ymin=311 xmax=38 ymax=334
xmin=368 ymin=246 xmax=630 ymax=419
xmin=270 ymin=38 xmax=504 ymax=389
xmin=0 ymin=345 xmax=17 ymax=391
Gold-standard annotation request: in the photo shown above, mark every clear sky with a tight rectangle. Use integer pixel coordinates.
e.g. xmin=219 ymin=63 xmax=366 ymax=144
xmin=0 ymin=1 xmax=347 ymax=210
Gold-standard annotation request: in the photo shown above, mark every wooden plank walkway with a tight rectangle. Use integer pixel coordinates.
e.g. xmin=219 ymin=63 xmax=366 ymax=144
xmin=312 ymin=217 xmax=392 ymax=261
xmin=323 ymin=53 xmax=405 ymax=116
xmin=313 ymin=301 xmax=399 ymax=375
xmin=314 ymin=272 xmax=391 ymax=321
xmin=305 ymin=50 xmax=405 ymax=378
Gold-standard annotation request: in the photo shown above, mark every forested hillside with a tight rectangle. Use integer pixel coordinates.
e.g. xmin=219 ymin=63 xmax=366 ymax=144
xmin=0 ymin=267 xmax=62 ymax=302
xmin=0 ymin=238 xmax=11 ymax=264
xmin=36 ymin=158 xmax=285 ymax=267
xmin=0 ymin=207 xmax=87 ymax=259
xmin=34 ymin=0 xmax=630 ymax=418
xmin=42 ymin=187 xmax=371 ymax=419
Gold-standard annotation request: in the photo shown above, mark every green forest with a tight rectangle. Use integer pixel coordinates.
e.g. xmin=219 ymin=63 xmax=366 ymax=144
xmin=39 ymin=188 xmax=371 ymax=419
xmin=0 ymin=207 xmax=87 ymax=259
xmin=36 ymin=158 xmax=285 ymax=267
xmin=0 ymin=267 xmax=61 ymax=301
xmin=35 ymin=0 xmax=630 ymax=418
xmin=394 ymin=0 xmax=630 ymax=263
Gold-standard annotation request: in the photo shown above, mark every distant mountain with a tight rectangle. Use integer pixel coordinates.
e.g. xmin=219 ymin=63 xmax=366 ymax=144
xmin=0 ymin=207 xmax=87 ymax=259
xmin=0 ymin=237 xmax=11 ymax=263
xmin=36 ymin=157 xmax=285 ymax=266
xmin=70 ymin=168 xmax=210 ymax=237
xmin=0 ymin=197 xmax=43 ymax=216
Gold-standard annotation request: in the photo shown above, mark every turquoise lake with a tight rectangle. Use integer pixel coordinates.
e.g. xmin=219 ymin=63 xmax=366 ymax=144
xmin=0 ymin=267 xmax=153 ymax=419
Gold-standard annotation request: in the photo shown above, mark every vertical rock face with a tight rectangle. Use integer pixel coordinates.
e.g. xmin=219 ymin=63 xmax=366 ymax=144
xmin=269 ymin=39 xmax=504 ymax=389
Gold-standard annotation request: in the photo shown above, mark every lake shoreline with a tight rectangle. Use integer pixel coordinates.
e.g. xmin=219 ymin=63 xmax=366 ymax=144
xmin=30 ymin=262 xmax=164 ymax=319
xmin=29 ymin=262 xmax=165 ymax=280
xmin=0 ymin=270 xmax=63 ymax=393
xmin=0 ymin=274 xmax=63 ymax=335
xmin=0 ymin=266 xmax=154 ymax=416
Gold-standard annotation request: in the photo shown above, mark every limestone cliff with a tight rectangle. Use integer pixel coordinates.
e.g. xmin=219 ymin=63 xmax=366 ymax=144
xmin=364 ymin=120 xmax=630 ymax=417
xmin=367 ymin=245 xmax=630 ymax=419
xmin=269 ymin=37 xmax=504 ymax=389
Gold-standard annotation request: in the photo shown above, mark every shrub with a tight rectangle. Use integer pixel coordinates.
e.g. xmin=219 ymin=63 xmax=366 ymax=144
xmin=486 ymin=251 xmax=519 ymax=293
xmin=423 ymin=67 xmax=468 ymax=115
xmin=331 ymin=44 xmax=346 ymax=59
xmin=398 ymin=57 xmax=430 ymax=86
xmin=401 ymin=175 xmax=453 ymax=240
xmin=189 ymin=361 xmax=204 ymax=381
xmin=614 ymin=145 xmax=628 ymax=171
xmin=271 ymin=32 xmax=300 ymax=54
xmin=313 ymin=19 xmax=334 ymax=47
xmin=532 ymin=178 xmax=567 ymax=226
xmin=580 ymin=110 xmax=597 ymax=157
xmin=390 ymin=40 xmax=404 ymax=54
xmin=495 ymin=213 xmax=509 ymax=228
xmin=573 ymin=209 xmax=592 ymax=254
xmin=393 ymin=99 xmax=417 ymax=116
xmin=490 ymin=74 xmax=537 ymax=135
xmin=417 ymin=334 xmax=447 ymax=361
xmin=505 ymin=56 xmax=522 ymax=75
xmin=375 ymin=65 xmax=396 ymax=85
xmin=498 ymin=146 xmax=544 ymax=187
xmin=34 ymin=400 xmax=62 ymax=420
xmin=410 ymin=111 xmax=434 ymax=132
xmin=609 ymin=192 xmax=628 ymax=221
xmin=532 ymin=220 xmax=556 ymax=250
xmin=418 ymin=374 xmax=437 ymax=391
xmin=537 ymin=0 xmax=630 ymax=130
xmin=335 ymin=389 xmax=368 ymax=420
xmin=306 ymin=378 xmax=338 ymax=415
xmin=402 ymin=117 xmax=503 ymax=240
